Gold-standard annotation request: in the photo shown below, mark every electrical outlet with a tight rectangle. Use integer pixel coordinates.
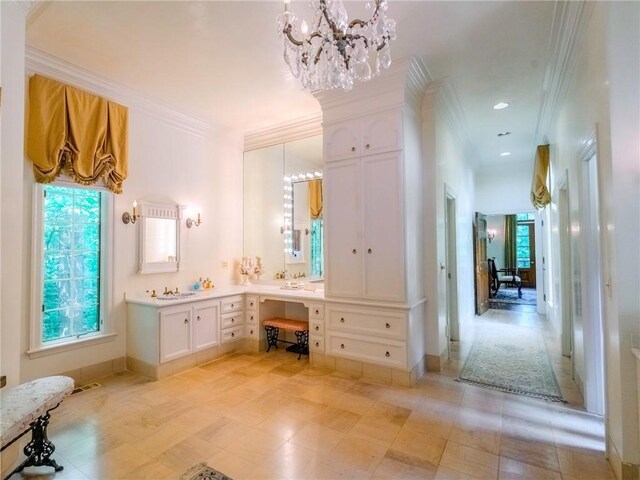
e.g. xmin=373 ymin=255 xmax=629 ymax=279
xmin=221 ymin=261 xmax=228 ymax=270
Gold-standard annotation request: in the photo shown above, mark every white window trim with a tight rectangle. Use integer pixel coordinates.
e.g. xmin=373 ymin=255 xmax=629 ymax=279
xmin=28 ymin=181 xmax=116 ymax=358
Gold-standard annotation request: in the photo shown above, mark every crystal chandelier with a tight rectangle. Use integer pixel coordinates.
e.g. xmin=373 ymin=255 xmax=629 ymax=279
xmin=277 ymin=0 xmax=396 ymax=91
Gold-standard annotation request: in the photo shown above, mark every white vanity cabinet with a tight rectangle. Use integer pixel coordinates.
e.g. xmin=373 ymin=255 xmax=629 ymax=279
xmin=324 ymin=151 xmax=405 ymax=302
xmin=193 ymin=302 xmax=220 ymax=351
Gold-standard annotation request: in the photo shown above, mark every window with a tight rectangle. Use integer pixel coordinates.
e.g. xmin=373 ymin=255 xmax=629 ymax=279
xmin=516 ymin=213 xmax=535 ymax=268
xmin=30 ymin=183 xmax=113 ymax=355
xmin=310 ymin=218 xmax=324 ymax=277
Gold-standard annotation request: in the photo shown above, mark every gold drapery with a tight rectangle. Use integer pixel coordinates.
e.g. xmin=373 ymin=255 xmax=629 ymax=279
xmin=309 ymin=179 xmax=323 ymax=219
xmin=27 ymin=74 xmax=128 ymax=194
xmin=531 ymin=144 xmax=551 ymax=209
xmin=504 ymin=214 xmax=517 ymax=269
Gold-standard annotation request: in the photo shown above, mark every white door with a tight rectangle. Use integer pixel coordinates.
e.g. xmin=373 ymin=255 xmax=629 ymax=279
xmin=193 ymin=302 xmax=219 ymax=351
xmin=324 ymin=159 xmax=363 ymax=299
xmin=160 ymin=307 xmax=192 ymax=363
xmin=361 ymin=153 xmax=405 ymax=301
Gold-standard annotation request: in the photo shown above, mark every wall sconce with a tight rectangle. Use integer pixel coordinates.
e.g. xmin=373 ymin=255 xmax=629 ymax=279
xmin=186 ymin=211 xmax=202 ymax=229
xmin=487 ymin=229 xmax=496 ymax=243
xmin=122 ymin=200 xmax=139 ymax=224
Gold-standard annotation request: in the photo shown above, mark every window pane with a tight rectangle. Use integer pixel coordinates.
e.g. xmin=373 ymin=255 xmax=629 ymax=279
xmin=516 ymin=225 xmax=529 ymax=236
xmin=42 ymin=186 xmax=102 ymax=343
xmin=516 ymin=235 xmax=530 ymax=247
xmin=517 ymin=260 xmax=531 ymax=268
xmin=517 ymin=246 xmax=530 ymax=261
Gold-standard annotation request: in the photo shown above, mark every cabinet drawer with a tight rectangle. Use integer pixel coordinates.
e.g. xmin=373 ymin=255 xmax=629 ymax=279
xmin=221 ymin=296 xmax=243 ymax=314
xmin=246 ymin=312 xmax=258 ymax=324
xmin=309 ymin=304 xmax=324 ymax=320
xmin=327 ymin=307 xmax=406 ymax=340
xmin=246 ymin=324 xmax=259 ymax=339
xmin=245 ymin=295 xmax=258 ymax=311
xmin=310 ymin=320 xmax=324 ymax=336
xmin=221 ymin=311 xmax=244 ymax=329
xmin=327 ymin=333 xmax=406 ymax=369
xmin=221 ymin=325 xmax=244 ymax=344
xmin=310 ymin=336 xmax=324 ymax=352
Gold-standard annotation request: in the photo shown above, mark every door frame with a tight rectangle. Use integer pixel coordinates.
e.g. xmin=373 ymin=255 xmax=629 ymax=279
xmin=555 ymin=170 xmax=574 ymax=361
xmin=444 ymin=185 xmax=459 ymax=349
xmin=473 ymin=211 xmax=489 ymax=315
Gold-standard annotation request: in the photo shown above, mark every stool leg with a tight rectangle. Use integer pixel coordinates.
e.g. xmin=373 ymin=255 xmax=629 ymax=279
xmin=294 ymin=330 xmax=309 ymax=360
xmin=265 ymin=326 xmax=279 ymax=352
xmin=8 ymin=411 xmax=63 ymax=478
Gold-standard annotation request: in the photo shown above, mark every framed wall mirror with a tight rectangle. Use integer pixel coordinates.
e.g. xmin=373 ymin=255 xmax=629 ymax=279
xmin=243 ymin=134 xmax=323 ymax=281
xmin=138 ymin=202 xmax=183 ymax=274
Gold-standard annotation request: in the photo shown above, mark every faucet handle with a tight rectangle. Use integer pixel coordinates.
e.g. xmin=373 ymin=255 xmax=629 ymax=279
xmin=175 ymin=287 xmax=180 ymax=294
xmin=146 ymin=289 xmax=157 ymax=298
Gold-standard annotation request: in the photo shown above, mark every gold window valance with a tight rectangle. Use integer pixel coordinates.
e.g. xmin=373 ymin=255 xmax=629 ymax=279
xmin=309 ymin=179 xmax=323 ymax=219
xmin=531 ymin=144 xmax=551 ymax=209
xmin=27 ymin=74 xmax=128 ymax=194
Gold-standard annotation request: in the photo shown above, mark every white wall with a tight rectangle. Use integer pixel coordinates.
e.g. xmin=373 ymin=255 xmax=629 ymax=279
xmin=475 ymin=162 xmax=534 ymax=215
xmin=14 ymin=57 xmax=243 ymax=381
xmin=486 ymin=214 xmax=505 ymax=269
xmin=546 ymin=1 xmax=639 ymax=473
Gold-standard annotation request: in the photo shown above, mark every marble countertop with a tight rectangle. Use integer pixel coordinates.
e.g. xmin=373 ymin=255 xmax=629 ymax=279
xmin=125 ymin=284 xmax=325 ymax=307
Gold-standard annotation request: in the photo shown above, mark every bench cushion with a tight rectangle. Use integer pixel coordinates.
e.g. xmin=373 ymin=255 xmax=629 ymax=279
xmin=263 ymin=318 xmax=309 ymax=331
xmin=1 ymin=376 xmax=74 ymax=448
xmin=498 ymin=274 xmax=521 ymax=283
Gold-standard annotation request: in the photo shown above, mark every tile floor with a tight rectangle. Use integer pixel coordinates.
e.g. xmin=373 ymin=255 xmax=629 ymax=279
xmin=12 ymin=308 xmax=615 ymax=479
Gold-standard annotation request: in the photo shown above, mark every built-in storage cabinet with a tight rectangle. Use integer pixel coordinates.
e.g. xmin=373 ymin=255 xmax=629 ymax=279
xmin=160 ymin=306 xmax=193 ymax=363
xmin=324 ymin=110 xmax=403 ymax=162
xmin=193 ymin=302 xmax=220 ymax=351
xmin=324 ymin=152 xmax=405 ymax=302
xmin=220 ymin=295 xmax=245 ymax=344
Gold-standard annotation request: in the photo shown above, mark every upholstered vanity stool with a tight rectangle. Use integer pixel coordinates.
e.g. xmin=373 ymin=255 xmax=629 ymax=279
xmin=1 ymin=376 xmax=74 ymax=479
xmin=263 ymin=318 xmax=309 ymax=359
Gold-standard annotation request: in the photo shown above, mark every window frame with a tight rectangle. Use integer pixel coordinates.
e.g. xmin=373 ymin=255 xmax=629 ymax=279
xmin=28 ymin=181 xmax=116 ymax=358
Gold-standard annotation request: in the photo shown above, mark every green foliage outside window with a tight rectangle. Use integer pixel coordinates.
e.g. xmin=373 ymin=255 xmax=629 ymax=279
xmin=42 ymin=185 xmax=102 ymax=342
xmin=310 ymin=218 xmax=324 ymax=278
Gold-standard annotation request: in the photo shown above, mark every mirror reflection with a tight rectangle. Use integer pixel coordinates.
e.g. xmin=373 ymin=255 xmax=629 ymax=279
xmin=144 ymin=218 xmax=177 ymax=263
xmin=243 ymin=135 xmax=323 ymax=281
xmin=138 ymin=202 xmax=181 ymax=274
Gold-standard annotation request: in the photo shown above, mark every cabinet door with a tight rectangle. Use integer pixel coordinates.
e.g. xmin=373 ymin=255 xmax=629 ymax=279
xmin=361 ymin=110 xmax=402 ymax=156
xmin=325 ymin=120 xmax=360 ymax=162
xmin=362 ymin=153 xmax=405 ymax=301
xmin=160 ymin=307 xmax=192 ymax=363
xmin=324 ymin=159 xmax=363 ymax=299
xmin=193 ymin=302 xmax=219 ymax=351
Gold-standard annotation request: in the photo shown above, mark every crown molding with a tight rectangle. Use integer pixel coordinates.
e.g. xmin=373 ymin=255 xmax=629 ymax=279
xmin=25 ymin=47 xmax=212 ymax=137
xmin=534 ymin=0 xmax=594 ymax=143
xmin=9 ymin=0 xmax=38 ymax=17
xmin=243 ymin=113 xmax=323 ymax=152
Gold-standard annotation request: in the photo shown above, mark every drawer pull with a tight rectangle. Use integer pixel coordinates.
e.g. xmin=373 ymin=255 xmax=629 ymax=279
xmin=315 ymin=309 xmax=320 ymax=315
xmin=385 ymin=351 xmax=390 ymax=358
xmin=315 ymin=325 xmax=320 ymax=331
xmin=250 ymin=330 xmax=254 ymax=335
xmin=315 ymin=342 xmax=320 ymax=347
xmin=340 ymin=317 xmax=345 ymax=323
xmin=184 ymin=318 xmax=189 ymax=324
xmin=250 ymin=315 xmax=254 ymax=321
xmin=231 ymin=332 xmax=235 ymax=338
xmin=250 ymin=302 xmax=254 ymax=307
xmin=368 ymin=248 xmax=373 ymax=254
xmin=231 ymin=304 xmax=235 ymax=308
xmin=385 ymin=322 xmax=390 ymax=329
xmin=231 ymin=318 xmax=235 ymax=323
xmin=340 ymin=343 xmax=345 ymax=349
xmin=197 ymin=316 xmax=201 ymax=321
xmin=351 ymin=146 xmax=356 ymax=152
xmin=365 ymin=143 xmax=370 ymax=149
xmin=352 ymin=249 xmax=357 ymax=254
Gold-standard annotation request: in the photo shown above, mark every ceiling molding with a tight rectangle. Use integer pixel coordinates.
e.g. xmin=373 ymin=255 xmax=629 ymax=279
xmin=243 ymin=113 xmax=323 ymax=152
xmin=9 ymin=0 xmax=38 ymax=17
xmin=534 ymin=0 xmax=594 ymax=143
xmin=25 ymin=47 xmax=213 ymax=137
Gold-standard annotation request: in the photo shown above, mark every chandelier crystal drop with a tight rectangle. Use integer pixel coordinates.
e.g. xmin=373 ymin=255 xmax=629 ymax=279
xmin=277 ymin=0 xmax=396 ymax=91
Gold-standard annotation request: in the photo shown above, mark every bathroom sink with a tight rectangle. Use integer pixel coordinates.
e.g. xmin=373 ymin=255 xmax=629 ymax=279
xmin=157 ymin=292 xmax=198 ymax=300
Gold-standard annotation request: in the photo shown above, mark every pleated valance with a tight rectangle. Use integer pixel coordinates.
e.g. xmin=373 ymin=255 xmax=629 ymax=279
xmin=27 ymin=74 xmax=128 ymax=194
xmin=309 ymin=179 xmax=323 ymax=219
xmin=531 ymin=144 xmax=551 ymax=209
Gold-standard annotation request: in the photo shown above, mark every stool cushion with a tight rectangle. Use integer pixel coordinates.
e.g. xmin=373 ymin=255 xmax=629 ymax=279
xmin=1 ymin=376 xmax=74 ymax=448
xmin=263 ymin=318 xmax=309 ymax=331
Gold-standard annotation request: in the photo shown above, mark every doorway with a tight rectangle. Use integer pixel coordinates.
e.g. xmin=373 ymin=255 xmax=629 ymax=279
xmin=445 ymin=191 xmax=459 ymax=347
xmin=473 ymin=212 xmax=489 ymax=315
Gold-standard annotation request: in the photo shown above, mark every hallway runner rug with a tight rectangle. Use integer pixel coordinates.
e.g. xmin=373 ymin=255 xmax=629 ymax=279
xmin=489 ymin=287 xmax=537 ymax=305
xmin=457 ymin=324 xmax=565 ymax=402
xmin=180 ymin=463 xmax=233 ymax=480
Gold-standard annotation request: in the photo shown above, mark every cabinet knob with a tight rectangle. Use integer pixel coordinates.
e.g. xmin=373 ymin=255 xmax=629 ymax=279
xmin=385 ymin=351 xmax=390 ymax=357
xmin=231 ymin=318 xmax=235 ymax=323
xmin=250 ymin=302 xmax=254 ymax=307
xmin=385 ymin=322 xmax=390 ymax=329
xmin=197 ymin=316 xmax=201 ymax=321
xmin=315 ymin=309 xmax=320 ymax=315
xmin=231 ymin=332 xmax=235 ymax=338
xmin=365 ymin=143 xmax=370 ymax=149
xmin=368 ymin=248 xmax=373 ymax=254
xmin=340 ymin=343 xmax=345 ymax=349
xmin=250 ymin=330 xmax=254 ymax=335
xmin=315 ymin=325 xmax=320 ymax=331
xmin=340 ymin=317 xmax=345 ymax=323
xmin=351 ymin=146 xmax=356 ymax=152
xmin=184 ymin=319 xmax=189 ymax=324
xmin=315 ymin=342 xmax=320 ymax=348
xmin=231 ymin=304 xmax=235 ymax=308
xmin=250 ymin=315 xmax=254 ymax=321
xmin=352 ymin=249 xmax=357 ymax=254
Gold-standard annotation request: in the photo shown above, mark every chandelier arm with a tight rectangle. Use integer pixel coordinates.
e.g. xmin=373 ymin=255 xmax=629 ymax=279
xmin=376 ymin=35 xmax=390 ymax=51
xmin=319 ymin=0 xmax=341 ymax=34
xmin=283 ymin=24 xmax=304 ymax=47
xmin=347 ymin=0 xmax=382 ymax=29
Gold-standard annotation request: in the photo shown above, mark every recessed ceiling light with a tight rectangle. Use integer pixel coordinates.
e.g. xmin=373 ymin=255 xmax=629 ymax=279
xmin=497 ymin=131 xmax=511 ymax=137
xmin=493 ymin=102 xmax=510 ymax=110
xmin=500 ymin=152 xmax=511 ymax=156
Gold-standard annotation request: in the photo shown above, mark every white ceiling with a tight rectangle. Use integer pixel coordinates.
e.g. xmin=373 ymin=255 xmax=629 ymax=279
xmin=26 ymin=1 xmax=555 ymax=167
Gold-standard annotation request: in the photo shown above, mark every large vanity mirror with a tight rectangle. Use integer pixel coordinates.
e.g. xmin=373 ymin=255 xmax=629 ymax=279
xmin=244 ymin=135 xmax=323 ymax=281
xmin=138 ymin=202 xmax=183 ymax=274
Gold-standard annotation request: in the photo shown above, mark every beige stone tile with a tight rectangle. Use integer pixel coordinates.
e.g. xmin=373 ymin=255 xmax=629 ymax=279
xmin=498 ymin=456 xmax=561 ymax=480
xmin=311 ymin=405 xmax=362 ymax=433
xmin=372 ymin=455 xmax=438 ymax=479
xmin=435 ymin=465 xmax=483 ymax=479
xmin=206 ymin=450 xmax=257 ymax=480
xmin=251 ymin=441 xmax=323 ymax=480
xmin=390 ymin=425 xmax=448 ymax=466
xmin=290 ymin=423 xmax=345 ymax=453
xmin=556 ymin=447 xmax=615 ymax=479
xmin=499 ymin=436 xmax=559 ymax=472
xmin=125 ymin=460 xmax=179 ymax=480
xmin=327 ymin=433 xmax=388 ymax=476
xmin=225 ymin=426 xmax=288 ymax=464
xmin=449 ymin=406 xmax=502 ymax=454
xmin=502 ymin=414 xmax=555 ymax=445
xmin=76 ymin=443 xmax=154 ymax=479
xmin=439 ymin=441 xmax=500 ymax=480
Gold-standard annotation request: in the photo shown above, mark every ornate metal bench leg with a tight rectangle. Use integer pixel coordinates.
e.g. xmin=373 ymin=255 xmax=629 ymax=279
xmin=265 ymin=326 xmax=279 ymax=352
xmin=8 ymin=410 xmax=63 ymax=478
xmin=294 ymin=330 xmax=309 ymax=360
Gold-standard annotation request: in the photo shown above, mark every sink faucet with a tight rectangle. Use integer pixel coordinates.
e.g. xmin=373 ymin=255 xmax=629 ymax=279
xmin=163 ymin=287 xmax=174 ymax=295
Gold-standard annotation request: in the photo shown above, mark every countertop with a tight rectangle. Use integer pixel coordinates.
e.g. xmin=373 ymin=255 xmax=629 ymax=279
xmin=125 ymin=284 xmax=325 ymax=307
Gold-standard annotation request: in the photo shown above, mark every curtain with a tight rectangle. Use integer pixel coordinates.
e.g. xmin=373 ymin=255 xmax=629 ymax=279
xmin=531 ymin=144 xmax=551 ymax=209
xmin=309 ymin=179 xmax=323 ymax=219
xmin=504 ymin=214 xmax=517 ymax=269
xmin=27 ymin=74 xmax=128 ymax=194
